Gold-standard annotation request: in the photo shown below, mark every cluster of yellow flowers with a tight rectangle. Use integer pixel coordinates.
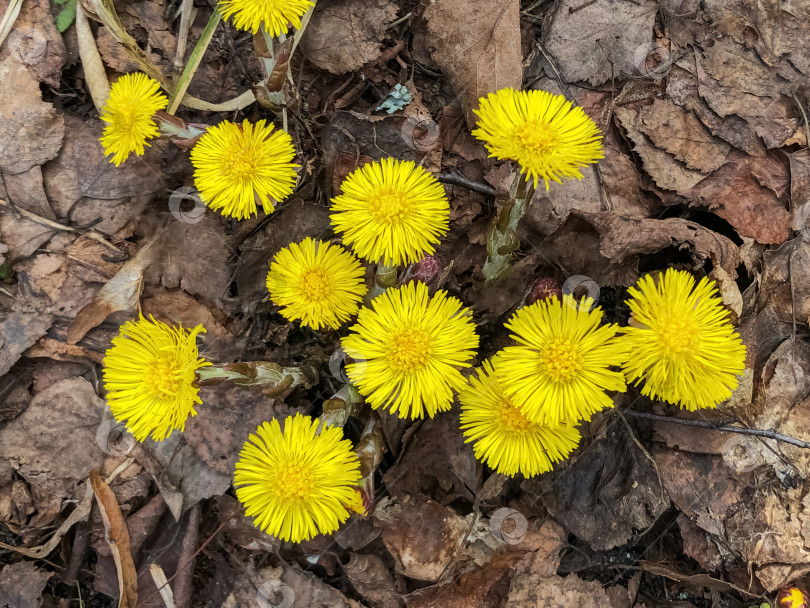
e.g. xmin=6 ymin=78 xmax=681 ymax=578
xmin=98 ymin=51 xmax=747 ymax=543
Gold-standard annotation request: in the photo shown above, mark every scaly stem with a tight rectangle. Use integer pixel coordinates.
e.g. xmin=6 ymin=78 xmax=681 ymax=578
xmin=318 ymin=384 xmax=364 ymax=432
xmin=365 ymin=262 xmax=398 ymax=304
xmin=481 ymin=172 xmax=535 ymax=284
xmin=355 ymin=415 xmax=384 ymax=509
xmin=196 ymin=361 xmax=316 ymax=397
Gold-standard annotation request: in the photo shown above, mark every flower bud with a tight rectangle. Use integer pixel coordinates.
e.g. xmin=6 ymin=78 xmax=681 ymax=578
xmin=526 ymin=277 xmax=562 ymax=306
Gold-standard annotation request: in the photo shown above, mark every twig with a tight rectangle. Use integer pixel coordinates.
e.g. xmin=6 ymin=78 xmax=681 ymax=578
xmin=623 ymin=409 xmax=810 ymax=449
xmin=172 ymin=504 xmax=201 ymax=608
xmin=437 ymin=173 xmax=496 ymax=197
xmin=0 ymin=198 xmax=122 ymax=253
xmin=173 ymin=0 xmax=194 ymax=69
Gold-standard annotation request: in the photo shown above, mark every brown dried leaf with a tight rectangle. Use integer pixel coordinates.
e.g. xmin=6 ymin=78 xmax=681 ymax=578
xmin=526 ymin=425 xmax=668 ymax=551
xmin=544 ymin=0 xmax=658 ymax=86
xmin=758 ymin=239 xmax=810 ymax=325
xmin=0 ymin=55 xmax=64 ymax=174
xmin=0 ymin=310 xmax=53 ymax=377
xmin=505 ymin=573 xmax=616 ymax=608
xmin=614 ymin=102 xmax=707 ymax=193
xmin=2 ymin=0 xmax=66 ymax=86
xmin=344 ymin=553 xmax=403 ymax=608
xmin=90 ymin=470 xmax=139 ymax=608
xmin=143 ymin=216 xmax=233 ymax=305
xmin=0 ymin=561 xmax=51 ymax=608
xmin=300 ymin=0 xmax=397 ymax=74
xmin=424 ymin=0 xmax=522 ymax=127
xmin=685 ymin=150 xmax=791 ymax=245
xmin=383 ymin=409 xmax=481 ymax=505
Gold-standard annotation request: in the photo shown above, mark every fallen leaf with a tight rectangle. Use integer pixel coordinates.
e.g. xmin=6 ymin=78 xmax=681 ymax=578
xmin=505 ymin=572 xmax=616 ymax=608
xmin=300 ymin=0 xmax=398 ymax=74
xmin=90 ymin=470 xmax=139 ymax=608
xmin=544 ymin=0 xmax=658 ymax=86
xmin=383 ymin=409 xmax=481 ymax=505
xmin=0 ymin=309 xmax=53 ymax=377
xmin=758 ymin=239 xmax=810 ymax=328
xmin=686 ymin=150 xmax=791 ymax=245
xmin=0 ymin=54 xmax=64 ymax=175
xmin=2 ymin=0 xmax=66 ymax=86
xmin=0 ymin=561 xmax=51 ymax=608
xmin=526 ymin=423 xmax=668 ymax=551
xmin=424 ymin=0 xmax=522 ymax=127
xmin=343 ymin=553 xmax=403 ymax=608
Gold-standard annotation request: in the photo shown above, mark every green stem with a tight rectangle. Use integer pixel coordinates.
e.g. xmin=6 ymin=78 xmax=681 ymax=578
xmin=365 ymin=262 xmax=397 ymax=304
xmin=196 ymin=361 xmax=316 ymax=397
xmin=482 ymin=172 xmax=535 ymax=284
xmin=166 ymin=8 xmax=222 ymax=115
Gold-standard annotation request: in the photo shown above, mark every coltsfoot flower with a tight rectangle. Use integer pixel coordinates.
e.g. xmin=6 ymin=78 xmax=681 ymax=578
xmin=459 ymin=360 xmax=581 ymax=478
xmin=234 ymin=414 xmax=361 ymax=543
xmin=472 ymin=87 xmax=603 ymax=190
xmin=494 ymin=295 xmax=627 ymax=426
xmin=190 ymin=119 xmax=298 ymax=220
xmin=102 ymin=314 xmax=210 ymax=442
xmin=331 ymin=158 xmax=450 ymax=266
xmin=622 ymin=268 xmax=747 ymax=410
xmin=266 ymin=238 xmax=367 ymax=330
xmin=342 ymin=281 xmax=479 ymax=419
xmin=99 ymin=73 xmax=167 ymax=166
xmin=220 ymin=0 xmax=314 ymax=37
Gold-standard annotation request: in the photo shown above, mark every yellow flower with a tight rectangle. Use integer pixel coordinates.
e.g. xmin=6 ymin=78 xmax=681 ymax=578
xmin=99 ymin=73 xmax=167 ymax=166
xmin=472 ymin=87 xmax=603 ymax=190
xmin=190 ymin=119 xmax=298 ymax=220
xmin=494 ymin=295 xmax=627 ymax=426
xmin=234 ymin=414 xmax=361 ymax=543
xmin=331 ymin=159 xmax=450 ymax=266
xmin=459 ymin=360 xmax=581 ymax=478
xmin=622 ymin=268 xmax=747 ymax=410
xmin=102 ymin=314 xmax=210 ymax=442
xmin=220 ymin=0 xmax=314 ymax=36
xmin=342 ymin=281 xmax=479 ymax=419
xmin=266 ymin=238 xmax=367 ymax=330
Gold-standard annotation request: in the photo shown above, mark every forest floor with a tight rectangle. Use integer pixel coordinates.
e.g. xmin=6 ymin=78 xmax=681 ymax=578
xmin=1 ymin=0 xmax=810 ymax=606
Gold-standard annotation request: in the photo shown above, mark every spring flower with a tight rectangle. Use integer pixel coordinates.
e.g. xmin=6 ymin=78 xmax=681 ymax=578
xmin=220 ymin=0 xmax=314 ymax=37
xmin=622 ymin=269 xmax=747 ymax=410
xmin=190 ymin=119 xmax=298 ymax=220
xmin=472 ymin=87 xmax=603 ymax=190
xmin=99 ymin=73 xmax=167 ymax=166
xmin=102 ymin=315 xmax=210 ymax=442
xmin=342 ymin=281 xmax=479 ymax=419
xmin=331 ymin=158 xmax=450 ymax=266
xmin=266 ymin=238 xmax=367 ymax=329
xmin=494 ymin=295 xmax=627 ymax=426
xmin=459 ymin=360 xmax=581 ymax=477
xmin=234 ymin=414 xmax=361 ymax=542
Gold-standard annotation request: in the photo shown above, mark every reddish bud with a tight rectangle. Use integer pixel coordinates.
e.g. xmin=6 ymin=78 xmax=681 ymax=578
xmin=407 ymin=255 xmax=442 ymax=284
xmin=526 ymin=277 xmax=562 ymax=305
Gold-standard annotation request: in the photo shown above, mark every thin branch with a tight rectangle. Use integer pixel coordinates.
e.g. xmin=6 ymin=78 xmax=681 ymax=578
xmin=622 ymin=409 xmax=810 ymax=450
xmin=437 ymin=172 xmax=495 ymax=196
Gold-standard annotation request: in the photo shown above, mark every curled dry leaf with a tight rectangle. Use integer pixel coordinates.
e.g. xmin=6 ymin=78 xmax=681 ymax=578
xmin=424 ymin=0 xmax=522 ymax=127
xmin=0 ymin=561 xmax=51 ymax=608
xmin=90 ymin=470 xmax=139 ymax=608
xmin=343 ymin=553 xmax=403 ymax=608
xmin=300 ymin=0 xmax=398 ymax=74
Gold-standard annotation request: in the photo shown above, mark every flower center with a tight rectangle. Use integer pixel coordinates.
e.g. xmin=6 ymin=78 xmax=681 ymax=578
xmin=144 ymin=356 xmax=183 ymax=395
xmin=516 ymin=120 xmax=559 ymax=156
xmin=497 ymin=399 xmax=533 ymax=434
xmin=388 ymin=327 xmax=431 ymax=372
xmin=226 ymin=146 xmax=257 ymax=180
xmin=275 ymin=462 xmax=315 ymax=501
xmin=299 ymin=268 xmax=330 ymax=300
xmin=369 ymin=186 xmax=411 ymax=224
xmin=538 ymin=339 xmax=581 ymax=382
xmin=658 ymin=316 xmax=699 ymax=354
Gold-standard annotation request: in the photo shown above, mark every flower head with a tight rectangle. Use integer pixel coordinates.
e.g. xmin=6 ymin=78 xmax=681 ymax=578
xmin=622 ymin=268 xmax=747 ymax=410
xmin=472 ymin=87 xmax=603 ymax=190
xmin=459 ymin=360 xmax=581 ymax=477
xmin=494 ymin=295 xmax=627 ymax=426
xmin=190 ymin=119 xmax=298 ymax=220
xmin=103 ymin=314 xmax=210 ymax=442
xmin=234 ymin=414 xmax=361 ymax=542
xmin=331 ymin=159 xmax=450 ymax=266
xmin=266 ymin=238 xmax=367 ymax=330
xmin=342 ymin=281 xmax=479 ymax=419
xmin=99 ymin=73 xmax=167 ymax=166
xmin=220 ymin=0 xmax=314 ymax=36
